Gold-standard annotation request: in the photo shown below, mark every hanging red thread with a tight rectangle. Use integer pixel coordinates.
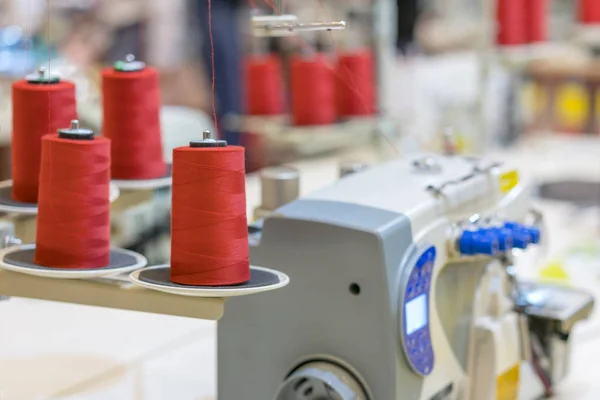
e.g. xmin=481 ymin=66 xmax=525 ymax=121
xmin=525 ymin=0 xmax=548 ymax=43
xmin=244 ymin=54 xmax=285 ymax=115
xmin=579 ymin=0 xmax=600 ymax=24
xmin=34 ymin=134 xmax=111 ymax=269
xmin=102 ymin=67 xmax=167 ymax=180
xmin=496 ymin=0 xmax=527 ymax=46
xmin=290 ymin=54 xmax=336 ymax=126
xmin=11 ymin=80 xmax=77 ymax=203
xmin=335 ymin=50 xmax=375 ymax=117
xmin=208 ymin=0 xmax=218 ymax=131
xmin=170 ymin=145 xmax=250 ymax=286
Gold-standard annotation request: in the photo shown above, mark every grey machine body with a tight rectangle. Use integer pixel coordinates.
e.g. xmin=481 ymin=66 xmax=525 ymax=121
xmin=219 ymin=197 xmax=419 ymax=399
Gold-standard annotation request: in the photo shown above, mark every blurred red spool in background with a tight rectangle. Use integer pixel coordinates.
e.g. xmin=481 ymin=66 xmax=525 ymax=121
xmin=579 ymin=0 xmax=600 ymax=24
xmin=525 ymin=0 xmax=548 ymax=43
xmin=244 ymin=54 xmax=285 ymax=116
xmin=335 ymin=50 xmax=376 ymax=118
xmin=290 ymin=54 xmax=336 ymax=126
xmin=11 ymin=79 xmax=76 ymax=203
xmin=35 ymin=130 xmax=111 ymax=269
xmin=496 ymin=0 xmax=527 ymax=46
xmin=170 ymin=139 xmax=250 ymax=286
xmin=102 ymin=65 xmax=167 ymax=180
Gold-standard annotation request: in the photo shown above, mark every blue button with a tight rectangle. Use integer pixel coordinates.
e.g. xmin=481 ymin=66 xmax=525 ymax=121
xmin=527 ymin=226 xmax=541 ymax=244
xmin=483 ymin=227 xmax=513 ymax=251
xmin=459 ymin=230 xmax=499 ymax=256
xmin=504 ymin=222 xmax=532 ymax=249
xmin=506 ymin=223 xmax=540 ymax=244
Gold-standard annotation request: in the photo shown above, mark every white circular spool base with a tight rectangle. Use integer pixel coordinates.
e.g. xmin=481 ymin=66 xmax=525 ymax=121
xmin=0 ymin=180 xmax=121 ymax=215
xmin=0 ymin=244 xmax=147 ymax=279
xmin=111 ymin=164 xmax=172 ymax=191
xmin=129 ymin=264 xmax=289 ymax=297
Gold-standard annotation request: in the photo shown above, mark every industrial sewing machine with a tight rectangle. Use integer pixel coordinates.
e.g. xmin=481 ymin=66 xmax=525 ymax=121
xmin=218 ymin=153 xmax=594 ymax=399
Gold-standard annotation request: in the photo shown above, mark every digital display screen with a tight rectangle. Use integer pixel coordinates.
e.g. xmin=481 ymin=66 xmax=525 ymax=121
xmin=405 ymin=294 xmax=427 ymax=335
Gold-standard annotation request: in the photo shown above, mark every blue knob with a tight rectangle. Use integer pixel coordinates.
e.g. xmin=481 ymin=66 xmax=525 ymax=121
xmin=504 ymin=222 xmax=532 ymax=249
xmin=484 ymin=227 xmax=513 ymax=252
xmin=525 ymin=226 xmax=541 ymax=244
xmin=458 ymin=230 xmax=500 ymax=256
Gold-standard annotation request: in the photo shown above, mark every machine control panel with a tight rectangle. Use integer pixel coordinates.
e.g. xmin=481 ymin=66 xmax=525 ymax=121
xmin=400 ymin=246 xmax=436 ymax=376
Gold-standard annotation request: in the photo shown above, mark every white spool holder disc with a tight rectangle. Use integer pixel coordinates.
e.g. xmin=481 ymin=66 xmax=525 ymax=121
xmin=0 ymin=180 xmax=121 ymax=215
xmin=129 ymin=264 xmax=290 ymax=297
xmin=111 ymin=164 xmax=172 ymax=191
xmin=0 ymin=243 xmax=147 ymax=279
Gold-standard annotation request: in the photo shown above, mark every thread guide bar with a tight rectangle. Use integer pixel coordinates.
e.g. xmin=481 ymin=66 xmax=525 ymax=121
xmin=251 ymin=15 xmax=346 ymax=37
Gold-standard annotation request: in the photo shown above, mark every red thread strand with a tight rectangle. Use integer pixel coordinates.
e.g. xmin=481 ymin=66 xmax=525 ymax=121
xmin=11 ymin=80 xmax=77 ymax=203
xmin=525 ymin=0 xmax=548 ymax=43
xmin=580 ymin=0 xmax=600 ymax=24
xmin=208 ymin=0 xmax=218 ymax=131
xmin=35 ymin=134 xmax=111 ymax=269
xmin=170 ymin=145 xmax=250 ymax=286
xmin=244 ymin=54 xmax=285 ymax=115
xmin=102 ymin=67 xmax=167 ymax=180
xmin=496 ymin=0 xmax=527 ymax=46
xmin=335 ymin=50 xmax=375 ymax=117
xmin=290 ymin=54 xmax=336 ymax=126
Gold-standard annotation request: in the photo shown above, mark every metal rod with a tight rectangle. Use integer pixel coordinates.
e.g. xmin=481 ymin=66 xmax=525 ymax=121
xmin=274 ymin=0 xmax=284 ymax=15
xmin=257 ymin=20 xmax=346 ymax=34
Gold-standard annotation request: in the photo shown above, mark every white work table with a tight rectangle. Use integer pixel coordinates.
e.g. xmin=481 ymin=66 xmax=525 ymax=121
xmin=1 ymin=134 xmax=599 ymax=400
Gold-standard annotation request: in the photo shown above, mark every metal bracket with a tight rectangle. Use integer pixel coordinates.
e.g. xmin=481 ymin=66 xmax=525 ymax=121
xmin=426 ymin=161 xmax=503 ymax=196
xmin=251 ymin=14 xmax=345 ymax=37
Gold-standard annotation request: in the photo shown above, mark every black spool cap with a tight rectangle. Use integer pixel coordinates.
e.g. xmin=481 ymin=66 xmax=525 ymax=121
xmin=25 ymin=67 xmax=60 ymax=85
xmin=58 ymin=120 xmax=95 ymax=140
xmin=190 ymin=130 xmax=227 ymax=148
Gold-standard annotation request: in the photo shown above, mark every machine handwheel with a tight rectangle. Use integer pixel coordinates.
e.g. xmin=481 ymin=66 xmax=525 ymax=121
xmin=276 ymin=361 xmax=369 ymax=400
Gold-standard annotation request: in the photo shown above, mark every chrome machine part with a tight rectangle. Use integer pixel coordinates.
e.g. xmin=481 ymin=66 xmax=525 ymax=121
xmin=339 ymin=162 xmax=369 ymax=178
xmin=517 ymin=282 xmax=594 ymax=389
xmin=412 ymin=157 xmax=442 ymax=174
xmin=276 ymin=361 xmax=368 ymax=400
xmin=254 ymin=166 xmax=300 ymax=220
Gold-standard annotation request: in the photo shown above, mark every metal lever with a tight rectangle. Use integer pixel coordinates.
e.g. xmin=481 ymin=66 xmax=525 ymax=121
xmin=252 ymin=15 xmax=346 ymax=37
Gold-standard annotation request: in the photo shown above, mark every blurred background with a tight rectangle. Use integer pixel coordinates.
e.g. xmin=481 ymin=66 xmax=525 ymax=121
xmin=0 ymin=0 xmax=598 ymax=269
xmin=0 ymin=1 xmax=599 ymax=398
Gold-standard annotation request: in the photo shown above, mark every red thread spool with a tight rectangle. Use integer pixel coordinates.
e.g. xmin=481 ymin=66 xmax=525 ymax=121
xmin=102 ymin=63 xmax=167 ymax=180
xmin=335 ymin=50 xmax=375 ymax=117
xmin=496 ymin=0 xmax=527 ymax=46
xmin=34 ymin=124 xmax=111 ymax=269
xmin=579 ymin=0 xmax=600 ymax=24
xmin=11 ymin=78 xmax=76 ymax=203
xmin=170 ymin=136 xmax=250 ymax=286
xmin=244 ymin=54 xmax=285 ymax=115
xmin=525 ymin=0 xmax=548 ymax=43
xmin=290 ymin=54 xmax=336 ymax=126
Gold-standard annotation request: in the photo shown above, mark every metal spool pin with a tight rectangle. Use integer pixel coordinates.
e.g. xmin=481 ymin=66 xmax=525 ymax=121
xmin=26 ymin=66 xmax=60 ymax=84
xmin=58 ymin=120 xmax=95 ymax=140
xmin=190 ymin=130 xmax=227 ymax=148
xmin=114 ymin=54 xmax=146 ymax=72
xmin=260 ymin=166 xmax=300 ymax=211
